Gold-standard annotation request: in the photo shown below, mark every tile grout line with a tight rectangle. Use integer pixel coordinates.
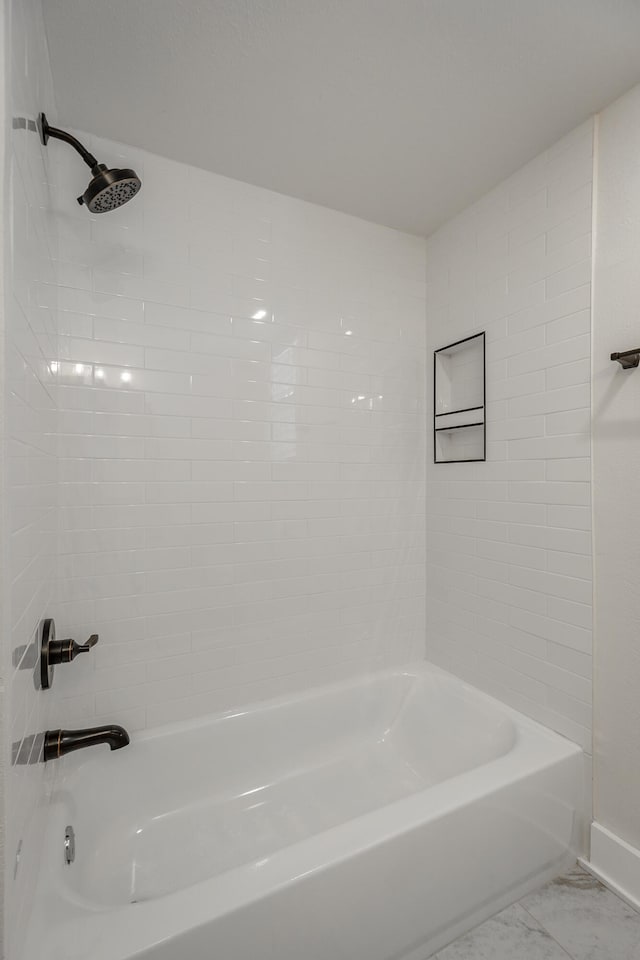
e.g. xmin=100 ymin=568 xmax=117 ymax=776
xmin=517 ymin=900 xmax=578 ymax=960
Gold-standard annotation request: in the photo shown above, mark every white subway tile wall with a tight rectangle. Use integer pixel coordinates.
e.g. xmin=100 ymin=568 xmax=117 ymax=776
xmin=48 ymin=138 xmax=427 ymax=731
xmin=5 ymin=0 xmax=59 ymax=954
xmin=3 ymin=22 xmax=601 ymax=948
xmin=425 ymin=121 xmax=593 ymax=755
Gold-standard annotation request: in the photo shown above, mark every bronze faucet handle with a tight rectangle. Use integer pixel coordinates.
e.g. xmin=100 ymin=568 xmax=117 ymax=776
xmin=77 ymin=633 xmax=99 ymax=653
xmin=60 ymin=633 xmax=99 ymax=660
xmin=40 ymin=619 xmax=100 ymax=690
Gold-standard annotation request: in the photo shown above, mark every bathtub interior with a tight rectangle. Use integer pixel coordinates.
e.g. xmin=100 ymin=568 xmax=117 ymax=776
xmin=52 ymin=668 xmax=517 ymax=906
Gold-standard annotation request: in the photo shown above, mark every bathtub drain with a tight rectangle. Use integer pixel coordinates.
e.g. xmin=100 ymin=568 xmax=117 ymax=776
xmin=64 ymin=825 xmax=75 ymax=865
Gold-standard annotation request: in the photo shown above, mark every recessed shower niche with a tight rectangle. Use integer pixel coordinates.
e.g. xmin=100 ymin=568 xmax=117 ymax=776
xmin=434 ymin=332 xmax=485 ymax=463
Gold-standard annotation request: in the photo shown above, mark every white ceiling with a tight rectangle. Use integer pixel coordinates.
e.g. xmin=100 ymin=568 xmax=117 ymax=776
xmin=43 ymin=0 xmax=640 ymax=236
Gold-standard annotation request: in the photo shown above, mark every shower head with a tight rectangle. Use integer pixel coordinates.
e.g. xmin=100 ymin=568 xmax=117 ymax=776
xmin=80 ymin=164 xmax=142 ymax=213
xmin=38 ymin=113 xmax=142 ymax=214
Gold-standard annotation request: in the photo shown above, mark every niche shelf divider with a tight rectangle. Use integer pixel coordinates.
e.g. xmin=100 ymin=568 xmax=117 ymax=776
xmin=434 ymin=331 xmax=486 ymax=463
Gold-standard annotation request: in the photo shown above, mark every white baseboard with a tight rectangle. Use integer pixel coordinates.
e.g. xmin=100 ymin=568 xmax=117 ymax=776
xmin=582 ymin=822 xmax=640 ymax=911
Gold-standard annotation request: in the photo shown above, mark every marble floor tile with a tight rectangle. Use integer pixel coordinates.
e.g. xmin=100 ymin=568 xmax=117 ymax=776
xmin=519 ymin=865 xmax=640 ymax=960
xmin=433 ymin=903 xmax=573 ymax=960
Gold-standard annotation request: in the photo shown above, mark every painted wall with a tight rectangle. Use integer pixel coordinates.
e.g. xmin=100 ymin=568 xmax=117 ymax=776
xmin=3 ymin=0 xmax=59 ymax=955
xmin=592 ymin=82 xmax=640 ymax=855
xmin=46 ymin=138 xmax=426 ymax=733
xmin=424 ymin=122 xmax=594 ymax=757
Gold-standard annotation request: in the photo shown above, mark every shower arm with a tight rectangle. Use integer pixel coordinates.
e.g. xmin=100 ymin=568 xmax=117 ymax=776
xmin=38 ymin=113 xmax=99 ymax=170
xmin=37 ymin=111 xmax=141 ymax=214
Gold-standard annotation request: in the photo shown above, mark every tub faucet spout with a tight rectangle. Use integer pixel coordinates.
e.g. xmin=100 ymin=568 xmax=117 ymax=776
xmin=43 ymin=725 xmax=130 ymax=761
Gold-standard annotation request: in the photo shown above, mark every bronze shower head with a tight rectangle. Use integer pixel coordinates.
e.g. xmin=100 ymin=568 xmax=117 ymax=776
xmin=38 ymin=112 xmax=142 ymax=213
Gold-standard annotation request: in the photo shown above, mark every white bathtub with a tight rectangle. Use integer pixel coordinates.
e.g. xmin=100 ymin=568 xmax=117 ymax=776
xmin=28 ymin=662 xmax=583 ymax=960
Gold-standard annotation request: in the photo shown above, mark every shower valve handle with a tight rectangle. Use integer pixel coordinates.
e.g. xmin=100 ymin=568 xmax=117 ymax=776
xmin=50 ymin=633 xmax=99 ymax=664
xmin=40 ymin=619 xmax=100 ymax=689
xmin=75 ymin=634 xmax=100 ymax=655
